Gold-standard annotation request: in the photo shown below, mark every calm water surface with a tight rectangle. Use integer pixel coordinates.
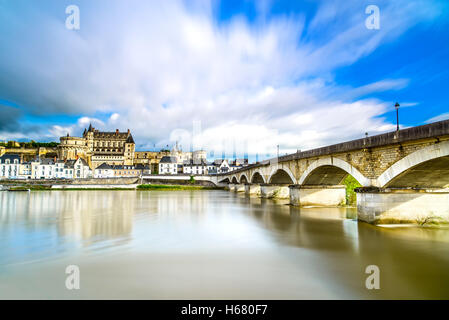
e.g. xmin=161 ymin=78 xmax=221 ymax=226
xmin=1 ymin=190 xmax=449 ymax=299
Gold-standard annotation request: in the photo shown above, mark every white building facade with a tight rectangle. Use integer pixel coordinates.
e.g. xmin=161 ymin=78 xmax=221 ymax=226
xmin=94 ymin=163 xmax=114 ymax=178
xmin=159 ymin=156 xmax=178 ymax=174
xmin=0 ymin=154 xmax=21 ymax=179
xmin=19 ymin=162 xmax=32 ymax=179
xmin=183 ymin=160 xmax=208 ymax=175
xmin=71 ymin=158 xmax=92 ymax=179
xmin=54 ymin=161 xmax=67 ymax=179
xmin=32 ymin=158 xmax=56 ymax=179
xmin=217 ymin=159 xmax=231 ymax=174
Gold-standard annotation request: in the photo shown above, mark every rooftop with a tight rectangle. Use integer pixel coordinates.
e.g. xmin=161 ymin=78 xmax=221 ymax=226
xmin=0 ymin=154 xmax=20 ymax=163
xmin=96 ymin=163 xmax=113 ymax=170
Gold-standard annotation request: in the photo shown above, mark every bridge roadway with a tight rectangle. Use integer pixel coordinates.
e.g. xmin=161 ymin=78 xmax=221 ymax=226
xmin=144 ymin=120 xmax=449 ymax=225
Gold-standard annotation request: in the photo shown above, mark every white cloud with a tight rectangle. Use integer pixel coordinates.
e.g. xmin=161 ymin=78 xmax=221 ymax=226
xmin=109 ymin=113 xmax=120 ymax=122
xmin=48 ymin=125 xmax=73 ymax=138
xmin=77 ymin=117 xmax=104 ymax=128
xmin=426 ymin=113 xmax=449 ymax=123
xmin=347 ymin=79 xmax=410 ymax=98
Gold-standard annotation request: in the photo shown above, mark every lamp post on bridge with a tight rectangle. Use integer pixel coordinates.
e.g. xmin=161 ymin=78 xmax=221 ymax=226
xmin=395 ymin=102 xmax=400 ymax=131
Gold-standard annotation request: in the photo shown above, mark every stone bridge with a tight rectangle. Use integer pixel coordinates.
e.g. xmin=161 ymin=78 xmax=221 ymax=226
xmin=217 ymin=120 xmax=449 ymax=225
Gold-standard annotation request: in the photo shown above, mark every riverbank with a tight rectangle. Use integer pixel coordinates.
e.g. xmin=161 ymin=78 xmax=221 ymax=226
xmin=1 ymin=183 xmax=223 ymax=191
xmin=137 ymin=184 xmax=221 ymax=190
xmin=0 ymin=177 xmax=139 ymax=186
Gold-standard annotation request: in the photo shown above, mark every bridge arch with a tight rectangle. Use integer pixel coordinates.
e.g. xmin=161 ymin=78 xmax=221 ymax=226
xmin=298 ymin=157 xmax=370 ymax=186
xmin=378 ymin=140 xmax=449 ymax=188
xmin=268 ymin=166 xmax=296 ymax=184
xmin=219 ymin=177 xmax=230 ymax=183
xmin=239 ymin=173 xmax=249 ymax=184
xmin=231 ymin=176 xmax=238 ymax=184
xmin=250 ymin=171 xmax=266 ymax=184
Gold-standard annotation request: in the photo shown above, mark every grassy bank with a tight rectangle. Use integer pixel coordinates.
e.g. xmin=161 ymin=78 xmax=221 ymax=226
xmin=137 ymin=184 xmax=219 ymax=191
xmin=57 ymin=188 xmax=136 ymax=191
xmin=8 ymin=185 xmax=52 ymax=191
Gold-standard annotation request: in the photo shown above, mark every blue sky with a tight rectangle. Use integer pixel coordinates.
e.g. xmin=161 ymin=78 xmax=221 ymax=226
xmin=0 ymin=0 xmax=448 ymax=160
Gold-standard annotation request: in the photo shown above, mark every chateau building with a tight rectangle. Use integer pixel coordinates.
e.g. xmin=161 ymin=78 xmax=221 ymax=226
xmin=58 ymin=124 xmax=135 ymax=169
xmin=57 ymin=136 xmax=89 ymax=161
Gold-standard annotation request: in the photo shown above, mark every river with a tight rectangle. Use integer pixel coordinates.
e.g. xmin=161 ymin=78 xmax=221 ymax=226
xmin=1 ymin=190 xmax=449 ymax=299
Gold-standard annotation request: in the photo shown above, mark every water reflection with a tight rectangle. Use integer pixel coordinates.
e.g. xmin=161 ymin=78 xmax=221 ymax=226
xmin=0 ymin=190 xmax=449 ymax=299
xmin=0 ymin=191 xmax=134 ymax=240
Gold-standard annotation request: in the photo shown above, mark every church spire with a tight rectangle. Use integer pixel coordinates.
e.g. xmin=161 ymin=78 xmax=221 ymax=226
xmin=88 ymin=123 xmax=93 ymax=132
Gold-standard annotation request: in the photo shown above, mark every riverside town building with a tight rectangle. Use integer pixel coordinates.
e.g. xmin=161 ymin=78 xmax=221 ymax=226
xmin=0 ymin=124 xmax=247 ymax=180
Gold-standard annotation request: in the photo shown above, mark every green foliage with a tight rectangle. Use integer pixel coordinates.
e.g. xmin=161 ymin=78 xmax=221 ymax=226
xmin=189 ymin=175 xmax=195 ymax=184
xmin=0 ymin=141 xmax=59 ymax=148
xmin=9 ymin=185 xmax=51 ymax=191
xmin=24 ymin=141 xmax=59 ymax=148
xmin=59 ymin=188 xmax=135 ymax=191
xmin=343 ymin=175 xmax=361 ymax=205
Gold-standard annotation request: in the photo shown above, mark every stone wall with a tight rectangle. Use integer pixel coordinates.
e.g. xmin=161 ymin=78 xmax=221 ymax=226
xmin=142 ymin=178 xmax=216 ymax=187
xmin=72 ymin=177 xmax=139 ymax=185
xmin=52 ymin=184 xmax=138 ymax=189
xmin=0 ymin=177 xmax=139 ymax=185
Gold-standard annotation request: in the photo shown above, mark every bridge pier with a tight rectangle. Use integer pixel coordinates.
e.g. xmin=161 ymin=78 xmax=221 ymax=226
xmin=244 ymin=183 xmax=261 ymax=196
xmin=260 ymin=184 xmax=290 ymax=199
xmin=227 ymin=183 xmax=236 ymax=192
xmin=235 ymin=184 xmax=245 ymax=192
xmin=289 ymin=185 xmax=346 ymax=207
xmin=356 ymin=187 xmax=449 ymax=225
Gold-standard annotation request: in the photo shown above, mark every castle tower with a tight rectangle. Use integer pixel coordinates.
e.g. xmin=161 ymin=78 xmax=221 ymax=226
xmin=84 ymin=123 xmax=94 ymax=152
xmin=124 ymin=130 xmax=135 ymax=165
xmin=80 ymin=123 xmax=95 ymax=167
